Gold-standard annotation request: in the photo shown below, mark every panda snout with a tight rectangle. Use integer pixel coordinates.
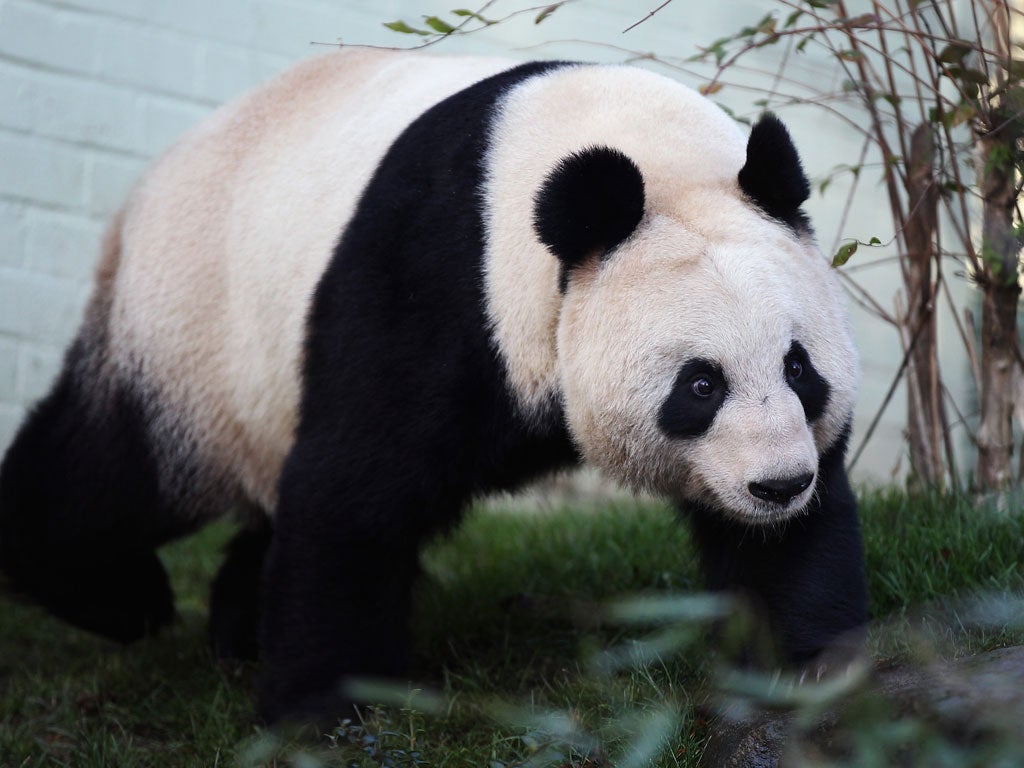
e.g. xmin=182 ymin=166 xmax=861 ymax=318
xmin=748 ymin=472 xmax=814 ymax=505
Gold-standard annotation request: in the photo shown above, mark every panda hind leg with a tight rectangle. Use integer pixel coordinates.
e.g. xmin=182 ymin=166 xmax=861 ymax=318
xmin=0 ymin=367 xmax=178 ymax=643
xmin=208 ymin=517 xmax=272 ymax=662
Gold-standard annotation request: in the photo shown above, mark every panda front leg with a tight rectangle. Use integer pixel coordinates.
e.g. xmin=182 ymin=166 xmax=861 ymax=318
xmin=684 ymin=430 xmax=868 ymax=665
xmin=257 ymin=440 xmax=434 ymax=725
xmin=208 ymin=517 xmax=272 ymax=662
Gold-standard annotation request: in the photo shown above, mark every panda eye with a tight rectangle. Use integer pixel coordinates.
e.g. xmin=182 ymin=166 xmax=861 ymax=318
xmin=785 ymin=357 xmax=803 ymax=381
xmin=690 ymin=376 xmax=715 ymax=398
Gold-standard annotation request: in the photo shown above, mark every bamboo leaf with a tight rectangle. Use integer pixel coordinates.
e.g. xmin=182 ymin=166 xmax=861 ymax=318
xmin=937 ymin=39 xmax=974 ymax=64
xmin=535 ymin=4 xmax=560 ymax=24
xmin=837 ymin=49 xmax=862 ymax=61
xmin=785 ymin=9 xmax=803 ymax=27
xmin=422 ymin=15 xmax=455 ymax=33
xmin=832 ymin=240 xmax=858 ymax=267
xmin=452 ymin=8 xmax=494 ymax=23
xmin=960 ymin=68 xmax=990 ymax=85
xmin=383 ymin=20 xmax=431 ymax=35
xmin=947 ymin=102 xmax=977 ymax=127
xmin=699 ymin=81 xmax=723 ymax=95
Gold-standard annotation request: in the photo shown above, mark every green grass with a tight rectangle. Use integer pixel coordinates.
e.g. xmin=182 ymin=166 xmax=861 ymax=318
xmin=1 ymin=490 xmax=1023 ymax=766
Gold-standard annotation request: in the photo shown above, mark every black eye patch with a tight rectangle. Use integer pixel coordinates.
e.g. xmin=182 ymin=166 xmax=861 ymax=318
xmin=658 ymin=358 xmax=729 ymax=438
xmin=784 ymin=340 xmax=830 ymax=422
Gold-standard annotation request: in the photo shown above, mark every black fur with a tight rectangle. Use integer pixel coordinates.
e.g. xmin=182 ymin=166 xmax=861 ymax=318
xmin=534 ymin=146 xmax=645 ymax=290
xmin=208 ymin=519 xmax=272 ymax=661
xmin=785 ymin=340 xmax=830 ymax=422
xmin=658 ymin=358 xmax=729 ymax=438
xmin=257 ymin=61 xmax=580 ymax=724
xmin=684 ymin=425 xmax=866 ymax=663
xmin=0 ymin=347 xmax=178 ymax=642
xmin=738 ymin=114 xmax=810 ymax=230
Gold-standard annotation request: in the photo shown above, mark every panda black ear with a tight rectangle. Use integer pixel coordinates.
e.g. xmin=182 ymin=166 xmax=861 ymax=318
xmin=534 ymin=146 xmax=645 ymax=277
xmin=738 ymin=114 xmax=810 ymax=228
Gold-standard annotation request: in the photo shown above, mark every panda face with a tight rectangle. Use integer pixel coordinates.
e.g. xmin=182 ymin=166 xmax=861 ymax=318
xmin=555 ymin=213 xmax=856 ymax=524
xmin=482 ymin=66 xmax=858 ymax=524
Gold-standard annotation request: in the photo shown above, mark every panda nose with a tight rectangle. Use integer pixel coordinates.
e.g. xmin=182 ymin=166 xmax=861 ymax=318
xmin=748 ymin=473 xmax=814 ymax=505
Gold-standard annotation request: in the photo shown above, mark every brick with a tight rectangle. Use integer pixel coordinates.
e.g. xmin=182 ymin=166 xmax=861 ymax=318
xmin=0 ymin=0 xmax=99 ymax=74
xmin=0 ymin=131 xmax=86 ymax=209
xmin=253 ymin=0 xmax=352 ymax=56
xmin=0 ymin=402 xmax=26 ymax=455
xmin=30 ymin=69 xmax=147 ymax=155
xmin=95 ymin=21 xmax=206 ymax=101
xmin=151 ymin=0 xmax=259 ymax=49
xmin=85 ymin=151 xmax=146 ymax=217
xmin=196 ymin=42 xmax=262 ymax=103
xmin=24 ymin=209 xmax=104 ymax=281
xmin=0 ymin=200 xmax=27 ymax=268
xmin=141 ymin=95 xmax=211 ymax=156
xmin=0 ymin=268 xmax=87 ymax=345
xmin=0 ymin=60 xmax=39 ymax=133
xmin=0 ymin=337 xmax=17 ymax=400
xmin=17 ymin=342 xmax=63 ymax=402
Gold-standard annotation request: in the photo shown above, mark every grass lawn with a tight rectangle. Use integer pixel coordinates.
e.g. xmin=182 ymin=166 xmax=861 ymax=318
xmin=1 ymin=490 xmax=1023 ymax=766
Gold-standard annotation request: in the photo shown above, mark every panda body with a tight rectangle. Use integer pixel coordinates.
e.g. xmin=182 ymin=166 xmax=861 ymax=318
xmin=0 ymin=49 xmax=866 ymax=724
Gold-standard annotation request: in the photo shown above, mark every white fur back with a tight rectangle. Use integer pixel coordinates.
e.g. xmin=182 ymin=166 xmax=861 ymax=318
xmin=104 ymin=50 xmax=513 ymax=512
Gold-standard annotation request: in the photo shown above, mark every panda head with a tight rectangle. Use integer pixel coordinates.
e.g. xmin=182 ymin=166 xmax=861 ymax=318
xmin=535 ymin=115 xmax=858 ymax=525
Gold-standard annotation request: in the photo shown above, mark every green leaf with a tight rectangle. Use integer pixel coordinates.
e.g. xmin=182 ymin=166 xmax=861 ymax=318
xmin=535 ymin=4 xmax=559 ymax=24
xmin=785 ymin=9 xmax=803 ymax=27
xmin=837 ymin=49 xmax=862 ymax=61
xmin=805 ymin=0 xmax=837 ymax=8
xmin=869 ymin=236 xmax=882 ymax=245
xmin=832 ymin=240 xmax=858 ymax=267
xmin=796 ymin=34 xmax=814 ymax=53
xmin=938 ymin=39 xmax=974 ymax=64
xmin=947 ymin=101 xmax=977 ymax=127
xmin=452 ymin=8 xmax=493 ymax=23
xmin=383 ymin=20 xmax=431 ymax=35
xmin=960 ymin=67 xmax=990 ymax=85
xmin=422 ymin=15 xmax=455 ymax=33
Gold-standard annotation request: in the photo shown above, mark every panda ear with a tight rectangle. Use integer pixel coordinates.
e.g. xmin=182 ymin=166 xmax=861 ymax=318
xmin=533 ymin=146 xmax=645 ymax=276
xmin=738 ymin=114 xmax=810 ymax=227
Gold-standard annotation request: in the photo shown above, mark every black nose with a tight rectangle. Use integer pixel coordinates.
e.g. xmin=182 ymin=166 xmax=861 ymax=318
xmin=748 ymin=473 xmax=814 ymax=505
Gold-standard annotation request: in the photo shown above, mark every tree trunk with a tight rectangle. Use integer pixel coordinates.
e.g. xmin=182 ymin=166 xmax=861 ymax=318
xmin=975 ymin=130 xmax=1020 ymax=492
xmin=903 ymin=123 xmax=943 ymax=488
xmin=975 ymin=0 xmax=1020 ymax=493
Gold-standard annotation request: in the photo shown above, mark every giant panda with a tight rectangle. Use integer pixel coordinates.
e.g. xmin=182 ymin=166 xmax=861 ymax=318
xmin=0 ymin=49 xmax=867 ymax=723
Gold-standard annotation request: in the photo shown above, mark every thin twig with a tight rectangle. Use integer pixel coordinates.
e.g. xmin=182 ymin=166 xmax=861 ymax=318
xmin=623 ymin=0 xmax=673 ymax=34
